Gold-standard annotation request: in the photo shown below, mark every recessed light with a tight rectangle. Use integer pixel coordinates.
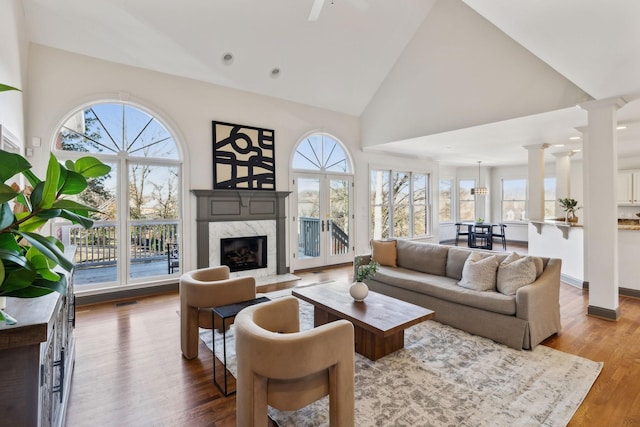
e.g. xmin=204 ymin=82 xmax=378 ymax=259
xmin=572 ymin=149 xmax=582 ymax=153
xmin=552 ymin=144 xmax=565 ymax=147
xmin=270 ymin=68 xmax=281 ymax=78
xmin=222 ymin=53 xmax=234 ymax=65
xmin=617 ymin=125 xmax=628 ymax=130
xmin=569 ymin=136 xmax=581 ymax=140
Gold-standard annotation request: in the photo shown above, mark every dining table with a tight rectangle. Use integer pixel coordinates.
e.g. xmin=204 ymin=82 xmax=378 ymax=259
xmin=460 ymin=222 xmax=499 ymax=250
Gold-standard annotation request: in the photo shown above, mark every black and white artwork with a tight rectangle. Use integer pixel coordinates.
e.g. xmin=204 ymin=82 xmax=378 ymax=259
xmin=212 ymin=121 xmax=275 ymax=190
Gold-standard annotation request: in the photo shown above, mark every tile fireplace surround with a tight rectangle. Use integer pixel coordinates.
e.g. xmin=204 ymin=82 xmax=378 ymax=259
xmin=192 ymin=189 xmax=291 ymax=275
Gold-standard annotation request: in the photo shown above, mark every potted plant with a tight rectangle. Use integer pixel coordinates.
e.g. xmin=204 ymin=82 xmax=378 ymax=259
xmin=351 ymin=256 xmax=379 ymax=302
xmin=558 ymin=198 xmax=582 ymax=223
xmin=0 ymin=149 xmax=111 ymax=323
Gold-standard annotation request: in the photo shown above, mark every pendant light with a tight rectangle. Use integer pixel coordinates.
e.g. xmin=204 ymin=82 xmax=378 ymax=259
xmin=471 ymin=161 xmax=488 ymax=196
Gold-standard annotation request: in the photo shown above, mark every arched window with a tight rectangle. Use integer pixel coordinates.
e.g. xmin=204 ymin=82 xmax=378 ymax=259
xmin=292 ymin=133 xmax=351 ymax=173
xmin=53 ymin=102 xmax=183 ymax=290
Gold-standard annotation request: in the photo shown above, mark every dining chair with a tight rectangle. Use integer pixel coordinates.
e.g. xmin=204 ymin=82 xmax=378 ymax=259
xmin=470 ymin=224 xmax=492 ymax=249
xmin=492 ymin=223 xmax=508 ymax=251
xmin=454 ymin=223 xmax=469 ymax=246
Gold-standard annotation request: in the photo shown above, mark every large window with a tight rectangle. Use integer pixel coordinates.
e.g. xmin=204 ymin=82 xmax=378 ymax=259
xmin=439 ymin=179 xmax=453 ymax=222
xmin=459 ymin=179 xmax=475 ymax=221
xmin=370 ymin=170 xmax=431 ymax=240
xmin=53 ymin=102 xmax=182 ymax=290
xmin=502 ymin=179 xmax=527 ymax=221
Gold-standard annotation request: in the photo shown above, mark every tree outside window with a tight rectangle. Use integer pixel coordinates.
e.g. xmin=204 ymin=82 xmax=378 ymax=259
xmin=370 ymin=169 xmax=431 ymax=240
xmin=459 ymin=179 xmax=475 ymax=221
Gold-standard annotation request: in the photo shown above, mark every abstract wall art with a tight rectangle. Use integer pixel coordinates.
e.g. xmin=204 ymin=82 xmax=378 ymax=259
xmin=212 ymin=121 xmax=275 ymax=190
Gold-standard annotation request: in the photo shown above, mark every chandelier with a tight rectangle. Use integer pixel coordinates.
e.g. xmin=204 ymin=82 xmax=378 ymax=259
xmin=471 ymin=161 xmax=488 ymax=196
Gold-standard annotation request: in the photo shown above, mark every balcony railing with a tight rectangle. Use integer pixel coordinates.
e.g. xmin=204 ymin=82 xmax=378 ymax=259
xmin=298 ymin=217 xmax=349 ymax=257
xmin=58 ymin=220 xmax=179 ymax=267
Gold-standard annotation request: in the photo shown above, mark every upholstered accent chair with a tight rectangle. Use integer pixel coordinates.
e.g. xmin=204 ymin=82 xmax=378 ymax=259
xmin=235 ymin=296 xmax=355 ymax=427
xmin=180 ymin=265 xmax=256 ymax=360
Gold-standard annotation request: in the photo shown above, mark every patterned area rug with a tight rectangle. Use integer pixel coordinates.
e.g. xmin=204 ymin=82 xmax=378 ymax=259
xmin=200 ymin=287 xmax=602 ymax=427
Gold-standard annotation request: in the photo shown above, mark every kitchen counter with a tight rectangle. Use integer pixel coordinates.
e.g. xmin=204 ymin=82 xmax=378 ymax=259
xmin=618 ymin=219 xmax=640 ymax=230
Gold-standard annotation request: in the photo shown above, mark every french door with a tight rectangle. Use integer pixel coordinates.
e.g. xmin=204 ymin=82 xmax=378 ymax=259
xmin=293 ymin=173 xmax=353 ymax=270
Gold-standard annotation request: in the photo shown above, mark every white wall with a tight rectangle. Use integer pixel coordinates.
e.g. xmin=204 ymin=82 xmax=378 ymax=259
xmin=360 ymin=0 xmax=589 ymax=148
xmin=0 ymin=0 xmax=27 ymax=148
xmin=25 ymin=44 xmax=435 ymax=273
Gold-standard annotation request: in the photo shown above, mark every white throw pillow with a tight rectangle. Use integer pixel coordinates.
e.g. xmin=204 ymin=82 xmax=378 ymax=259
xmin=497 ymin=252 xmax=537 ymax=295
xmin=457 ymin=252 xmax=499 ymax=292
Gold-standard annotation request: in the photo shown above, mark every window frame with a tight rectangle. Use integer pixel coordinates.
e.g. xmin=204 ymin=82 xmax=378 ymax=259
xmin=369 ymin=168 xmax=432 ymax=240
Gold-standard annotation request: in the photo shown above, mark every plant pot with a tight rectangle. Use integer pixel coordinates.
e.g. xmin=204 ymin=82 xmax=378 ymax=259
xmin=349 ymin=281 xmax=369 ymax=302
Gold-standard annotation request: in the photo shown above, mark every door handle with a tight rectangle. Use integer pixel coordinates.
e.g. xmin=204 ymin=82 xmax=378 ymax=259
xmin=321 ymin=220 xmax=325 ymax=232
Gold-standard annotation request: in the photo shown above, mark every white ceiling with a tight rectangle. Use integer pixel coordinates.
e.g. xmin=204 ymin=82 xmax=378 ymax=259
xmin=20 ymin=0 xmax=640 ymax=166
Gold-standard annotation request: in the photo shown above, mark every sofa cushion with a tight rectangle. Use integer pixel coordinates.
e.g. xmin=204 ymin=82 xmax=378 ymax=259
xmin=445 ymin=247 xmax=473 ymax=280
xmin=371 ymin=240 xmax=397 ymax=267
xmin=396 ymin=240 xmax=448 ymax=276
xmin=373 ymin=266 xmax=516 ymax=315
xmin=497 ymin=252 xmax=537 ymax=295
xmin=457 ymin=252 xmax=499 ymax=292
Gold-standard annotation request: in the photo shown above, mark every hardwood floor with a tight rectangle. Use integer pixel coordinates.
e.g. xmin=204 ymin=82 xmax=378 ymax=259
xmin=65 ymin=263 xmax=640 ymax=426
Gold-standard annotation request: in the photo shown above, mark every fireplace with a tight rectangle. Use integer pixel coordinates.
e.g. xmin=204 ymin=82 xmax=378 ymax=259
xmin=220 ymin=236 xmax=268 ymax=272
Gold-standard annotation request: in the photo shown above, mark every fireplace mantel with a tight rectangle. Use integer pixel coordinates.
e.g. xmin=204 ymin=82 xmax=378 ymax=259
xmin=191 ymin=189 xmax=290 ymax=273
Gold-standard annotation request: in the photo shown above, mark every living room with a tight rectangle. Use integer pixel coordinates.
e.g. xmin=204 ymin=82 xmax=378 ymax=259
xmin=2 ymin=0 xmax=640 ymax=425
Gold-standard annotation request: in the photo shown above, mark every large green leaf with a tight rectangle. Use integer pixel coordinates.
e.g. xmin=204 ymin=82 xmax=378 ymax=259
xmin=58 ymin=170 xmax=88 ymax=195
xmin=0 ymin=183 xmax=19 ymax=204
xmin=0 ymin=235 xmax=20 ymax=252
xmin=16 ymin=216 xmax=49 ymax=232
xmin=13 ymin=231 xmax=72 ymax=271
xmin=58 ymin=210 xmax=93 ymax=228
xmin=0 ymin=84 xmax=21 ymax=92
xmin=28 ymin=252 xmax=61 ymax=282
xmin=52 ymin=199 xmax=100 ymax=212
xmin=74 ymin=157 xmax=112 ymax=178
xmin=0 ymin=267 xmax=36 ymax=294
xmin=0 ymin=150 xmax=31 ymax=182
xmin=29 ymin=181 xmax=45 ymax=210
xmin=22 ymin=169 xmax=41 ymax=188
xmin=41 ymin=154 xmax=61 ymax=209
xmin=0 ymin=203 xmax=15 ymax=230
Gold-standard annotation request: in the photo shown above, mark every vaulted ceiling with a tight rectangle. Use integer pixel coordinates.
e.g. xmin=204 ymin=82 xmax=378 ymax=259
xmin=21 ymin=0 xmax=640 ymax=165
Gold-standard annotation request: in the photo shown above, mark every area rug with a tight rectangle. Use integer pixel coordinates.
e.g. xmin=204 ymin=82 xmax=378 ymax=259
xmin=200 ymin=287 xmax=602 ymax=427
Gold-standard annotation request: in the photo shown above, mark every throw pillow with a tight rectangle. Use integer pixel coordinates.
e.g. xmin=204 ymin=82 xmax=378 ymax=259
xmin=497 ymin=253 xmax=537 ymax=295
xmin=457 ymin=252 xmax=499 ymax=292
xmin=371 ymin=240 xmax=397 ymax=267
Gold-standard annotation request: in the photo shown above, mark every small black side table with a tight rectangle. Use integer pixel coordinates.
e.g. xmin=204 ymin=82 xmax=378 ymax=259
xmin=211 ymin=296 xmax=270 ymax=396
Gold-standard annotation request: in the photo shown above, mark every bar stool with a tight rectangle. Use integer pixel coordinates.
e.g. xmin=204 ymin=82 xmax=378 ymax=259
xmin=454 ymin=223 xmax=469 ymax=246
xmin=492 ymin=223 xmax=508 ymax=251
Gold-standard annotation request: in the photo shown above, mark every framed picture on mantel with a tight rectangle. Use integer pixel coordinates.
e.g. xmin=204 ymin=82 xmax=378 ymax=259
xmin=212 ymin=121 xmax=275 ymax=190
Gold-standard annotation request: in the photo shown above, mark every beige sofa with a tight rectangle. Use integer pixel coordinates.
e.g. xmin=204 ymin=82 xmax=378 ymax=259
xmin=354 ymin=240 xmax=562 ymax=350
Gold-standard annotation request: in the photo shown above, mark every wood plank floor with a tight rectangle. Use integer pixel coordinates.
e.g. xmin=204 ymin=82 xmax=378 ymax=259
xmin=65 ymin=262 xmax=640 ymax=426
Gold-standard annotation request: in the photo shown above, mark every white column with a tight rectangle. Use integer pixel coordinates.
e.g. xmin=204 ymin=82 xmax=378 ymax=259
xmin=579 ymin=97 xmax=625 ymax=320
xmin=524 ymin=144 xmax=549 ymax=221
xmin=553 ymin=151 xmax=573 ymax=218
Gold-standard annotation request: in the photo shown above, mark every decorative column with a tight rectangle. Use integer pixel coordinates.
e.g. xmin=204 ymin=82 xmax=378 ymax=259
xmin=579 ymin=97 xmax=626 ymax=320
xmin=524 ymin=144 xmax=549 ymax=221
xmin=553 ymin=151 xmax=574 ymax=218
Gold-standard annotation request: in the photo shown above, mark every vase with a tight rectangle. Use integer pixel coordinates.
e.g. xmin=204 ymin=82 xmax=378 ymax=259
xmin=349 ymin=281 xmax=369 ymax=302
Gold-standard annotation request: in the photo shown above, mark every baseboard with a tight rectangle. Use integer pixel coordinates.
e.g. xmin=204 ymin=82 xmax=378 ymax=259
xmin=619 ymin=287 xmax=640 ymax=298
xmin=587 ymin=305 xmax=620 ymax=321
xmin=76 ymin=282 xmax=179 ymax=306
xmin=561 ymin=274 xmax=586 ymax=289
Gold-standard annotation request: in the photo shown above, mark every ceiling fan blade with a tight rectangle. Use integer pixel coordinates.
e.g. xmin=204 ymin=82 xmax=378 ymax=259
xmin=308 ymin=0 xmax=325 ymax=21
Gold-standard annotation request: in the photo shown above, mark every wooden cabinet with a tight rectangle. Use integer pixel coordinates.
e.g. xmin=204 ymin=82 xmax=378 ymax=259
xmin=617 ymin=170 xmax=640 ymax=205
xmin=0 ymin=269 xmax=75 ymax=427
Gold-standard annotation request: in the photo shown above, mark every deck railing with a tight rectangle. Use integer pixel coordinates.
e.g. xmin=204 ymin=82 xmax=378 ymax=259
xmin=298 ymin=217 xmax=349 ymax=257
xmin=58 ymin=220 xmax=180 ymax=266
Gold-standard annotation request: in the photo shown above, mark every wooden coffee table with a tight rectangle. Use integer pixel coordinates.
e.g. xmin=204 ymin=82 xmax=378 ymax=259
xmin=292 ymin=282 xmax=435 ymax=361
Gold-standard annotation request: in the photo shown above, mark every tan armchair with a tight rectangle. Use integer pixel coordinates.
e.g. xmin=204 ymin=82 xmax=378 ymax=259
xmin=180 ymin=265 xmax=256 ymax=360
xmin=235 ymin=296 xmax=355 ymax=427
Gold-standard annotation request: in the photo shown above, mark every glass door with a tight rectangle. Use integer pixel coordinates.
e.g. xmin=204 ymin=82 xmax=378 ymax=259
xmin=294 ymin=173 xmax=353 ymax=270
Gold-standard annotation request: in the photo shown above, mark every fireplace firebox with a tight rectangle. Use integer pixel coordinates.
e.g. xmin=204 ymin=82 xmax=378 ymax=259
xmin=220 ymin=236 xmax=268 ymax=272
